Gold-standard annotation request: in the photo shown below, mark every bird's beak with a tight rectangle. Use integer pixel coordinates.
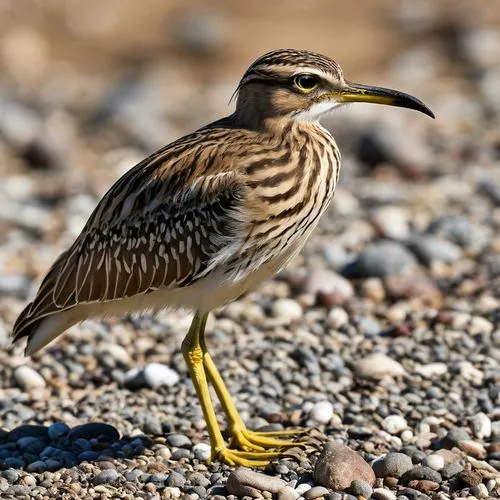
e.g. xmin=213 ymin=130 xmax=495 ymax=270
xmin=333 ymin=81 xmax=435 ymax=118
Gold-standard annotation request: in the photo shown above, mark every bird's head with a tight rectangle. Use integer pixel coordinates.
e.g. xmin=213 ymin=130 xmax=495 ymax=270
xmin=234 ymin=48 xmax=434 ymax=128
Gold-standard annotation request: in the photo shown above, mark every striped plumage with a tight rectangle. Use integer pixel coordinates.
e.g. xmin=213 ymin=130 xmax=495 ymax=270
xmin=12 ymin=49 xmax=433 ymax=466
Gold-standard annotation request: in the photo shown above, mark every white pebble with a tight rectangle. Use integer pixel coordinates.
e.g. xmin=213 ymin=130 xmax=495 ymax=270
xmin=355 ymin=353 xmax=406 ymax=379
xmin=13 ymin=365 xmax=46 ymax=390
xmin=192 ymin=442 xmax=211 ymax=461
xmin=271 ymin=298 xmax=303 ymax=321
xmin=309 ymin=401 xmax=334 ymax=425
xmin=294 ymin=482 xmax=313 ymax=496
xmin=381 ymin=415 xmax=407 ymax=434
xmin=327 ymin=307 xmax=349 ymax=328
xmin=401 ymin=429 xmax=413 ymax=443
xmin=143 ymin=363 xmax=180 ymax=388
xmin=423 ymin=453 xmax=445 ymax=471
xmin=372 ymin=488 xmax=397 ymax=500
xmin=471 ymin=412 xmax=491 ymax=439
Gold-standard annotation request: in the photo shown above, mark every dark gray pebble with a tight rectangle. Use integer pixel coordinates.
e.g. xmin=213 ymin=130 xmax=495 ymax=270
xmin=171 ymin=448 xmax=191 ymax=460
xmin=7 ymin=425 xmax=48 ymax=442
xmin=440 ymin=462 xmax=463 ymax=479
xmin=3 ymin=457 xmax=24 ymax=468
xmin=189 ymin=471 xmax=211 ymax=487
xmin=78 ymin=450 xmax=99 ymax=462
xmin=125 ymin=469 xmax=142 ymax=481
xmin=150 ymin=473 xmax=169 ymax=483
xmin=47 ymin=422 xmax=70 ymax=440
xmin=26 ymin=460 xmax=47 ymax=473
xmin=441 ymin=428 xmax=471 ymax=448
xmin=69 ymin=423 xmax=120 ymax=442
xmin=400 ymin=466 xmax=442 ymax=485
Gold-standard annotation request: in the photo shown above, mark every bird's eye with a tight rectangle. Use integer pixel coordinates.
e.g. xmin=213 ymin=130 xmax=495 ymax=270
xmin=293 ymin=74 xmax=319 ymax=93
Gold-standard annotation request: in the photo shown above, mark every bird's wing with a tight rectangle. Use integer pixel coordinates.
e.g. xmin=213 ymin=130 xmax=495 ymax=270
xmin=12 ymin=130 xmax=248 ymax=342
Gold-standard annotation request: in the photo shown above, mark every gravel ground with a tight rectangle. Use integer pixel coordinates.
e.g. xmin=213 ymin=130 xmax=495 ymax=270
xmin=1 ymin=5 xmax=500 ymax=500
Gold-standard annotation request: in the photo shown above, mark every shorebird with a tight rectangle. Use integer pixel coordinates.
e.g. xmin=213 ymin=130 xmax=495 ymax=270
xmin=12 ymin=49 xmax=434 ymax=467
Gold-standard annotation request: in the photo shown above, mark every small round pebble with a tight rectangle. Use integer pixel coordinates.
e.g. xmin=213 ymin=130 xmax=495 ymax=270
xmin=349 ymin=478 xmax=373 ymax=498
xmin=166 ymin=434 xmax=191 ymax=448
xmin=143 ymin=363 xmax=180 ymax=388
xmin=13 ymin=365 xmax=46 ymax=390
xmin=373 ymin=452 xmax=413 ymax=478
xmin=309 ymin=400 xmax=334 ymax=424
xmin=271 ymin=298 xmax=303 ymax=321
xmin=47 ymin=422 xmax=70 ymax=440
xmin=303 ymin=485 xmax=330 ymax=499
xmin=92 ymin=469 xmax=120 ymax=485
xmin=192 ymin=442 xmax=211 ymax=461
xmin=382 ymin=415 xmax=407 ymax=434
xmin=422 ymin=454 xmax=444 ymax=471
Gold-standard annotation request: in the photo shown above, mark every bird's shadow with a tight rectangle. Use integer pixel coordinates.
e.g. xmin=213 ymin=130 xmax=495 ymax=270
xmin=0 ymin=421 xmax=156 ymax=472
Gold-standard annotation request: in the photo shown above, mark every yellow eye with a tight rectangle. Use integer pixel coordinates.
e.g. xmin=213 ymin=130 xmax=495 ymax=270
xmin=293 ymin=74 xmax=319 ymax=93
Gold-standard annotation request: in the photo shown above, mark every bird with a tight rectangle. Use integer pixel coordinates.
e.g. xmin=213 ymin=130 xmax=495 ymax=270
xmin=12 ymin=49 xmax=434 ymax=467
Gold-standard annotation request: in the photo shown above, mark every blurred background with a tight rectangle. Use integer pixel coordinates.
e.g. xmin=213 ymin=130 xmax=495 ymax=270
xmin=0 ymin=1 xmax=499 ymax=495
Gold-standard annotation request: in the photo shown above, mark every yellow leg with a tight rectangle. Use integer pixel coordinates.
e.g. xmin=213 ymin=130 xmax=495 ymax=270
xmin=197 ymin=315 xmax=307 ymax=458
xmin=183 ymin=313 xmax=283 ymax=467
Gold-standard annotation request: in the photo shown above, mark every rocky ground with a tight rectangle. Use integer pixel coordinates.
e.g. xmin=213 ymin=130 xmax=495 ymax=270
xmin=0 ymin=3 xmax=500 ymax=500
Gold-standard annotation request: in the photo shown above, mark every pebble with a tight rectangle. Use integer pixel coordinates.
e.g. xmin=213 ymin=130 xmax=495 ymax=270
xmin=1 ymin=470 xmax=19 ymax=483
xmin=92 ymin=469 xmax=120 ymax=485
xmin=309 ymin=400 xmax=334 ymax=424
xmin=399 ymin=466 xmax=442 ymax=485
xmin=69 ymin=423 xmax=120 ymax=442
xmin=372 ymin=488 xmax=397 ymax=500
xmin=303 ymin=485 xmax=330 ymax=499
xmin=372 ymin=452 xmax=413 ymax=478
xmin=278 ymin=485 xmax=299 ymax=500
xmin=13 ymin=365 xmax=46 ymax=390
xmin=313 ymin=442 xmax=375 ymax=490
xmin=428 ymin=215 xmax=490 ymax=251
xmin=271 ymin=298 xmax=303 ymax=321
xmin=422 ymin=454 xmax=444 ymax=471
xmin=303 ymin=268 xmax=354 ymax=301
xmin=354 ymin=353 xmax=406 ymax=379
xmin=349 ymin=478 xmax=373 ymax=498
xmin=471 ymin=412 xmax=491 ymax=439
xmin=342 ymin=241 xmax=417 ymax=278
xmin=440 ymin=462 xmax=463 ymax=479
xmin=227 ymin=468 xmax=286 ymax=497
xmin=166 ymin=471 xmax=186 ymax=488
xmin=406 ymin=235 xmax=461 ymax=264
xmin=25 ymin=460 xmax=47 ymax=473
xmin=192 ymin=442 xmax=211 ymax=461
xmin=470 ymin=483 xmax=489 ymax=498
xmin=143 ymin=363 xmax=180 ymax=388
xmin=166 ymin=434 xmax=191 ymax=448
xmin=381 ymin=415 xmax=407 ymax=434
xmin=47 ymin=422 xmax=70 ymax=440
xmin=457 ymin=439 xmax=486 ymax=458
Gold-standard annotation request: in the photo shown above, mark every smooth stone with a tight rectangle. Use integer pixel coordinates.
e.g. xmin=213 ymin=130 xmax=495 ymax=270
xmin=1 ymin=469 xmax=19 ymax=483
xmin=372 ymin=206 xmax=410 ymax=240
xmin=277 ymin=485 xmax=299 ymax=500
xmin=78 ymin=450 xmax=99 ymax=462
xmin=313 ymin=442 xmax=375 ymax=490
xmin=143 ymin=363 xmax=180 ymax=388
xmin=372 ymin=452 xmax=413 ymax=478
xmin=428 ymin=215 xmax=489 ymax=250
xmin=310 ymin=401 xmax=334 ymax=425
xmin=470 ymin=483 xmax=489 ymax=498
xmin=349 ymin=478 xmax=373 ymax=498
xmin=47 ymin=422 xmax=70 ymax=440
xmin=457 ymin=440 xmax=486 ymax=458
xmin=142 ymin=416 xmax=162 ymax=435
xmin=303 ymin=485 xmax=330 ymax=499
xmin=440 ymin=463 xmax=463 ymax=479
xmin=7 ymin=425 xmax=48 ymax=442
xmin=13 ymin=365 xmax=46 ymax=390
xmin=3 ymin=457 xmax=24 ymax=468
xmin=441 ymin=428 xmax=470 ymax=448
xmin=422 ymin=454 xmax=444 ymax=471
xmin=192 ymin=442 xmax=211 ymax=461
xmin=68 ymin=422 xmax=120 ymax=442
xmin=407 ymin=479 xmax=439 ymax=491
xmin=166 ymin=434 xmax=191 ymax=448
xmin=271 ymin=298 xmax=303 ymax=321
xmin=92 ymin=469 xmax=120 ymax=485
xmin=354 ymin=353 xmax=406 ymax=379
xmin=381 ymin=415 xmax=407 ymax=434
xmin=342 ymin=241 xmax=417 ymax=278
xmin=25 ymin=460 xmax=46 ymax=473
xmin=44 ymin=459 xmax=61 ymax=471
xmin=302 ymin=269 xmax=354 ymax=300
xmin=372 ymin=488 xmax=397 ymax=500
xmin=399 ymin=466 xmax=442 ymax=485
xmin=227 ymin=468 xmax=287 ymax=497
xmin=413 ymin=363 xmax=448 ymax=378
xmin=406 ymin=235 xmax=461 ymax=264
xmin=471 ymin=412 xmax=491 ymax=439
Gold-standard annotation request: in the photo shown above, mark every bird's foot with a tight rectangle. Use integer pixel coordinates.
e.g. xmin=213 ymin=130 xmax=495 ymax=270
xmin=228 ymin=427 xmax=309 ymax=452
xmin=214 ymin=447 xmax=282 ymax=468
